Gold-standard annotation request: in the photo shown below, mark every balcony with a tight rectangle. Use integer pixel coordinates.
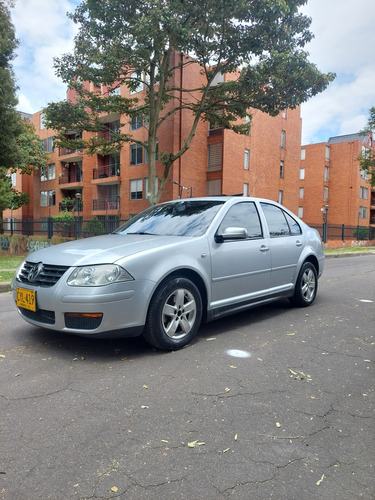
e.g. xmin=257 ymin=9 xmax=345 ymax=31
xmin=93 ymin=197 xmax=120 ymax=211
xmin=59 ymin=166 xmax=83 ymax=185
xmin=93 ymin=164 xmax=121 ymax=180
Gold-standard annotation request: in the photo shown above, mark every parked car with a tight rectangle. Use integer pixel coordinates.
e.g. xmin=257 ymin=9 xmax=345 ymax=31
xmin=12 ymin=197 xmax=324 ymax=350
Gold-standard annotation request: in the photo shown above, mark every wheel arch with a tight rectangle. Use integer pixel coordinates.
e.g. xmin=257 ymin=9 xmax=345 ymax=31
xmin=148 ymin=269 xmax=208 ymax=322
xmin=303 ymin=254 xmax=319 ymax=275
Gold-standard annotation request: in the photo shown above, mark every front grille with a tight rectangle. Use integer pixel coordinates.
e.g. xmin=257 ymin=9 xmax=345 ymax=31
xmin=64 ymin=314 xmax=103 ymax=330
xmin=17 ymin=261 xmax=70 ymax=287
xmin=19 ymin=307 xmax=55 ymax=325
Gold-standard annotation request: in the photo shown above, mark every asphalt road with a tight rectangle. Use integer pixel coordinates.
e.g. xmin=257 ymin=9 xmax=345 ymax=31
xmin=1 ymin=255 xmax=374 ymax=500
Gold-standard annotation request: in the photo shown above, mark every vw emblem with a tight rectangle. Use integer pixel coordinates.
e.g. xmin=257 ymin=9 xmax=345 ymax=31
xmin=28 ymin=262 xmax=43 ymax=283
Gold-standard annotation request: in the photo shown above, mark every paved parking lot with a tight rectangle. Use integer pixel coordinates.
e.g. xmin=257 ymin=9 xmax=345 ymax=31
xmin=1 ymin=255 xmax=374 ymax=500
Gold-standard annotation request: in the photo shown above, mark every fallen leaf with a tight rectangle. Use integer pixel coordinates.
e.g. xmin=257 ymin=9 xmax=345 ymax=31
xmin=143 ymin=384 xmax=148 ymax=389
xmin=287 ymin=333 xmax=296 ymax=336
xmin=316 ymin=474 xmax=325 ymax=486
xmin=229 ymin=365 xmax=237 ymax=369
xmin=225 ymin=387 xmax=230 ymax=393
xmin=276 ymin=422 xmax=281 ymax=428
xmin=141 ymin=405 xmax=149 ymax=409
xmin=221 ymin=448 xmax=230 ymax=454
xmin=188 ymin=440 xmax=205 ymax=448
xmin=234 ymin=434 xmax=238 ymax=441
xmin=0 ymin=354 xmax=5 ymax=358
xmin=110 ymin=486 xmax=118 ymax=493
xmin=289 ymin=369 xmax=298 ymax=375
xmin=161 ymin=439 xmax=168 ymax=443
xmin=364 ymin=359 xmax=371 ymax=363
xmin=206 ymin=337 xmax=216 ymax=341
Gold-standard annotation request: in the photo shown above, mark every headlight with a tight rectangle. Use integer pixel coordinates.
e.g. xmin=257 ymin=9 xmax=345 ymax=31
xmin=67 ymin=264 xmax=134 ymax=287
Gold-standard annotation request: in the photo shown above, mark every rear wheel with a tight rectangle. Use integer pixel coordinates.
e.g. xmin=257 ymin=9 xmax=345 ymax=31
xmin=290 ymin=262 xmax=318 ymax=307
xmin=143 ymin=277 xmax=203 ymax=350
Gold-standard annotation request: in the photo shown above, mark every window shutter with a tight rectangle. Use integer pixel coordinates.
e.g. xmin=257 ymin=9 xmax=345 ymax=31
xmin=207 ymin=143 xmax=222 ymax=172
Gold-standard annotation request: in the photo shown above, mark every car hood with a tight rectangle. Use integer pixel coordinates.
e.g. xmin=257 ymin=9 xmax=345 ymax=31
xmin=25 ymin=234 xmax=195 ymax=267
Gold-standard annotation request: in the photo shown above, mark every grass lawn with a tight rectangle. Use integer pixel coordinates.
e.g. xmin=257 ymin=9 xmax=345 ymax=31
xmin=0 ymin=255 xmax=26 ymax=283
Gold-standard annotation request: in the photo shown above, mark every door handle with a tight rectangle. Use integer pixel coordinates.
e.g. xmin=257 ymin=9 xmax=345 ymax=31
xmin=296 ymin=240 xmax=303 ymax=247
xmin=260 ymin=245 xmax=270 ymax=252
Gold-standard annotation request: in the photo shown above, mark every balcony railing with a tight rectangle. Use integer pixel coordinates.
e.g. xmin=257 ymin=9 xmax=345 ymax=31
xmin=93 ymin=164 xmax=121 ymax=179
xmin=59 ymin=170 xmax=83 ymax=184
xmin=93 ymin=197 xmax=120 ymax=211
xmin=59 ymin=148 xmax=83 ymax=156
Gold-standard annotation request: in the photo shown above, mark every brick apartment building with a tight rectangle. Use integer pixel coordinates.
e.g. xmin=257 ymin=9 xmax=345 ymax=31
xmin=5 ymin=56 xmax=304 ymax=229
xmin=299 ymin=133 xmax=374 ymax=227
xmin=4 ymin=56 xmax=374 ymax=236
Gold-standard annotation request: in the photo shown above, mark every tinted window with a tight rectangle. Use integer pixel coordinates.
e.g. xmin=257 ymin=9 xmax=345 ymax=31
xmin=115 ymin=200 xmax=224 ymax=237
xmin=284 ymin=212 xmax=302 ymax=235
xmin=261 ymin=203 xmax=290 ymax=237
xmin=218 ymin=202 xmax=263 ymax=239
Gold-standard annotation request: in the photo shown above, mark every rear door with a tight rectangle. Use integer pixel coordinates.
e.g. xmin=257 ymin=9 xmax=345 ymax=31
xmin=210 ymin=201 xmax=271 ymax=305
xmin=260 ymin=203 xmax=305 ymax=288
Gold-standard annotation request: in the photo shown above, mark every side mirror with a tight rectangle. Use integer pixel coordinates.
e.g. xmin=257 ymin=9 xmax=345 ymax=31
xmin=215 ymin=227 xmax=248 ymax=243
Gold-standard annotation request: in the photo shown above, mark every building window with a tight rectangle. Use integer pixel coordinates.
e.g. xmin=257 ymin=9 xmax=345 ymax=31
xmin=278 ymin=190 xmax=283 ymax=204
xmin=11 ymin=173 xmax=16 ymax=186
xmin=301 ymin=148 xmax=306 ymax=160
xmin=361 ymin=169 xmax=369 ymax=180
xmin=130 ymin=72 xmax=143 ymax=94
xmin=243 ymin=183 xmax=249 ymax=196
xmin=130 ymin=114 xmax=143 ymax=130
xmin=40 ymin=166 xmax=47 ymax=182
xmin=207 ymin=179 xmax=222 ymax=195
xmin=40 ymin=113 xmax=46 ymax=130
xmin=299 ymin=187 xmax=304 ymax=199
xmin=42 ymin=139 xmax=47 ymax=151
xmin=359 ymin=206 xmax=368 ymax=219
xmin=299 ymin=168 xmax=305 ymax=180
xmin=281 ymin=130 xmax=286 ymax=148
xmin=298 ymin=207 xmax=303 ymax=218
xmin=282 ymin=109 xmax=287 ymax=119
xmin=48 ymin=136 xmax=55 ymax=152
xmin=40 ymin=191 xmax=48 ymax=207
xmin=323 ymin=186 xmax=328 ymax=202
xmin=130 ymin=179 xmax=143 ymax=200
xmin=246 ymin=115 xmax=251 ymax=135
xmin=130 ymin=144 xmax=143 ymax=165
xmin=325 ymin=146 xmax=330 ymax=162
xmin=280 ymin=160 xmax=284 ymax=179
xmin=207 ymin=143 xmax=222 ymax=172
xmin=324 ymin=166 xmax=329 ymax=182
xmin=360 ymin=186 xmax=368 ymax=199
xmin=244 ymin=149 xmax=250 ymax=170
xmin=48 ymin=190 xmax=56 ymax=206
xmin=48 ymin=163 xmax=55 ymax=180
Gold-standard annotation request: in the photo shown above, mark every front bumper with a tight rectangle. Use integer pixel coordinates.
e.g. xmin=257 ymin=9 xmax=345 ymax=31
xmin=12 ymin=278 xmax=155 ymax=338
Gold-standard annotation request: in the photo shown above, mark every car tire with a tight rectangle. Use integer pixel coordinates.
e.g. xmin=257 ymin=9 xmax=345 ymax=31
xmin=290 ymin=262 xmax=318 ymax=307
xmin=143 ymin=276 xmax=203 ymax=350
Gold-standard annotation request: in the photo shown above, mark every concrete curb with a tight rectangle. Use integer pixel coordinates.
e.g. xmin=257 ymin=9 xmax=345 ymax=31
xmin=1 ymin=251 xmax=374 ymax=294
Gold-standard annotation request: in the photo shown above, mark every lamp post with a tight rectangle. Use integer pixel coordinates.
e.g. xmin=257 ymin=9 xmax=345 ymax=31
xmin=75 ymin=192 xmax=82 ymax=239
xmin=321 ymin=204 xmax=329 ymax=244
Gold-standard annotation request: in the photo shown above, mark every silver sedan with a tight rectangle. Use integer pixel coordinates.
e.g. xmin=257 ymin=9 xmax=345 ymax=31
xmin=12 ymin=197 xmax=324 ymax=350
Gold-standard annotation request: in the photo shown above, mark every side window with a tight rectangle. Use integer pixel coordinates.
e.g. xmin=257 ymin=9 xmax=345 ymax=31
xmin=261 ymin=203 xmax=290 ymax=237
xmin=284 ymin=212 xmax=302 ymax=235
xmin=218 ymin=202 xmax=263 ymax=239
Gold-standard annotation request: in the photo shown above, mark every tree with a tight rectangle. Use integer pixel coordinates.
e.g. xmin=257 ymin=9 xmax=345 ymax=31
xmin=358 ymin=106 xmax=375 ymax=187
xmin=44 ymin=0 xmax=335 ymax=205
xmin=0 ymin=1 xmax=49 ymax=232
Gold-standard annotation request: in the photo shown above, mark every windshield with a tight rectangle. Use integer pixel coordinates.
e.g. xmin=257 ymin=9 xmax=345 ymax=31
xmin=115 ymin=200 xmax=224 ymax=237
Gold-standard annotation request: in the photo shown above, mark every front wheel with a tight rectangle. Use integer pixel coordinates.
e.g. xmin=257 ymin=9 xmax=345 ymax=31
xmin=290 ymin=262 xmax=318 ymax=307
xmin=143 ymin=277 xmax=203 ymax=350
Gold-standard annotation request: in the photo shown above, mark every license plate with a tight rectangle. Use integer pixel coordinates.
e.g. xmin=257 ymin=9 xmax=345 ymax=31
xmin=16 ymin=287 xmax=36 ymax=312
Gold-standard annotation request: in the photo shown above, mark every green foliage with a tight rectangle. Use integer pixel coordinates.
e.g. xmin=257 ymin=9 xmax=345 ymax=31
xmin=83 ymin=217 xmax=105 ymax=237
xmin=52 ymin=212 xmax=75 ymax=230
xmin=45 ymin=0 xmax=335 ymax=204
xmin=358 ymin=106 xmax=375 ymax=186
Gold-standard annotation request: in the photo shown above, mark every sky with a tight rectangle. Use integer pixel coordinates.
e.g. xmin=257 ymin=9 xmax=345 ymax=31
xmin=10 ymin=0 xmax=375 ymax=145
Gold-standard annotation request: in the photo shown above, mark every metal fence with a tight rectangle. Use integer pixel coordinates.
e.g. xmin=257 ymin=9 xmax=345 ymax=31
xmin=3 ymin=216 xmax=126 ymax=239
xmin=3 ymin=218 xmax=375 ymax=243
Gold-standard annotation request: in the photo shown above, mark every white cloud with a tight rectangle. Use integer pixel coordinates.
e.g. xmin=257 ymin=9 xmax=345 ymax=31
xmin=301 ymin=0 xmax=375 ymax=143
xmin=11 ymin=0 xmax=78 ymax=112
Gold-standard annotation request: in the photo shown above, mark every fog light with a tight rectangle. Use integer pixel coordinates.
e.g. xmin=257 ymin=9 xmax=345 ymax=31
xmin=64 ymin=312 xmax=103 ymax=330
